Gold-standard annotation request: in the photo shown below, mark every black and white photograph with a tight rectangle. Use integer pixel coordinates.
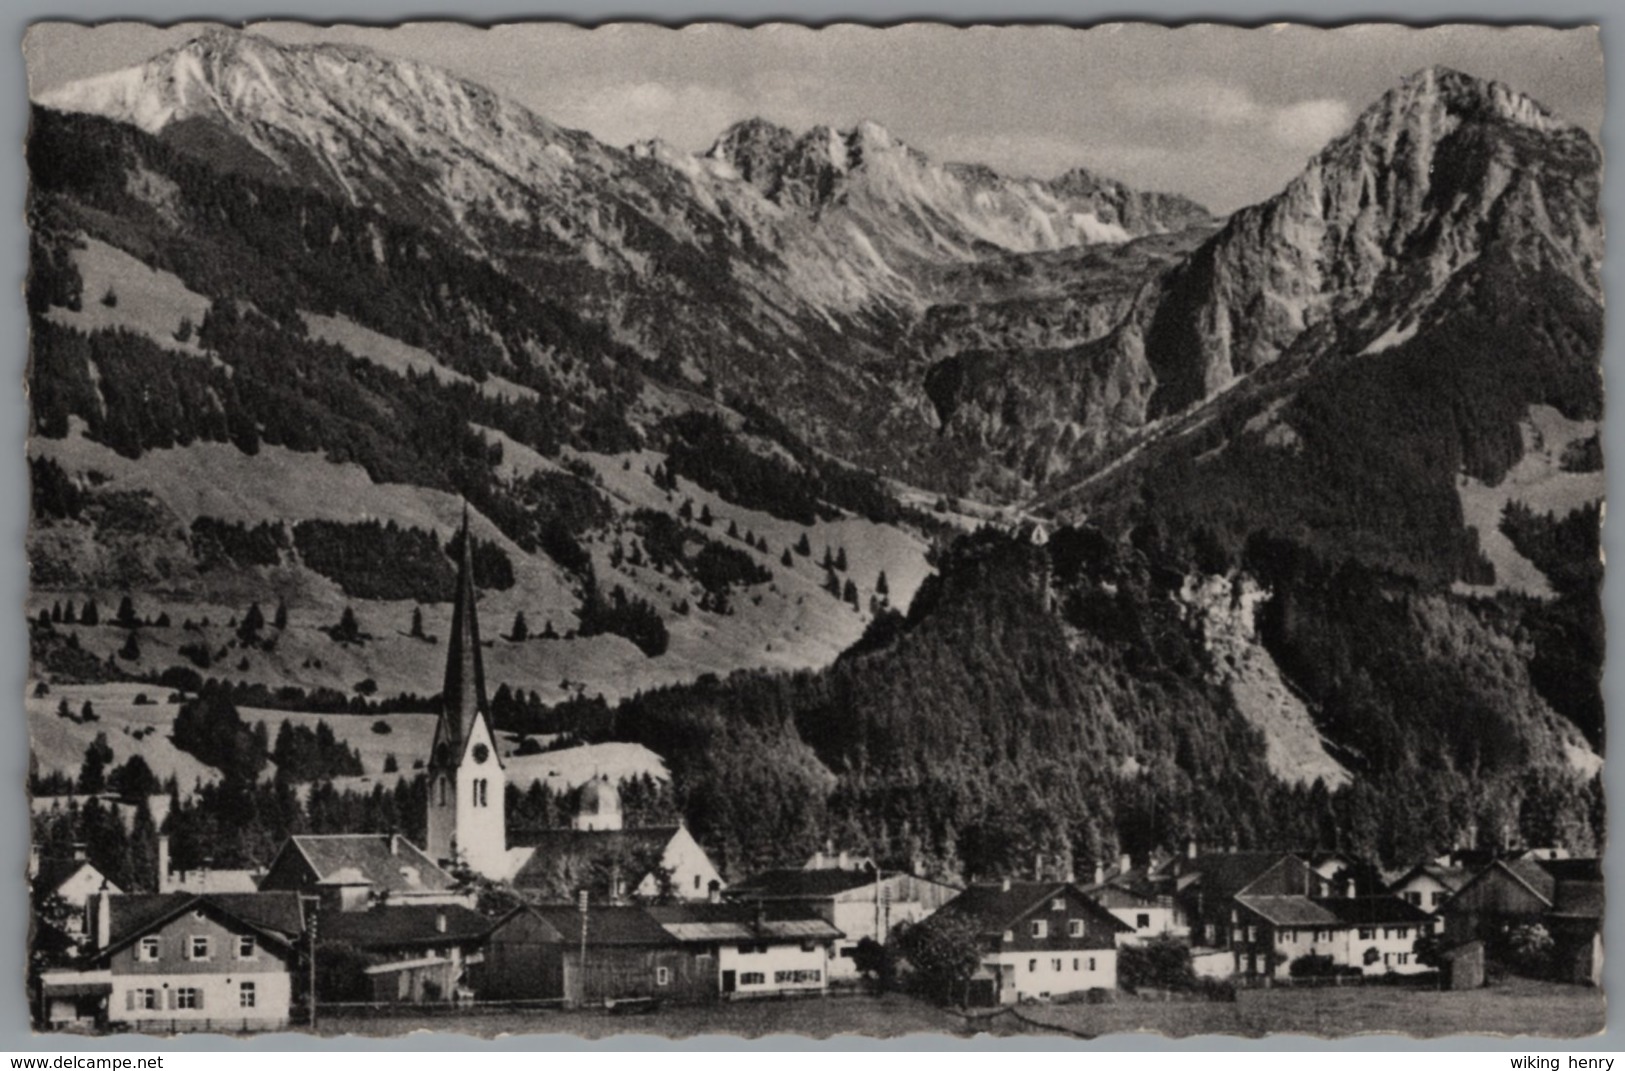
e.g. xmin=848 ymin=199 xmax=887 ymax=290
xmin=20 ymin=19 xmax=1606 ymax=1039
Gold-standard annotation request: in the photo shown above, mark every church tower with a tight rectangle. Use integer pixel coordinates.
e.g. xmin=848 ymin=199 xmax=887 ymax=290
xmin=425 ymin=507 xmax=508 ymax=879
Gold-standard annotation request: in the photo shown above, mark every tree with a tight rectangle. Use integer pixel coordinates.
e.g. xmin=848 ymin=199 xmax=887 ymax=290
xmin=239 ymin=602 xmax=266 ymax=643
xmin=822 ymin=546 xmax=835 ymax=569
xmin=699 ymin=504 xmax=714 ymax=527
xmin=1118 ymin=933 xmax=1196 ymax=991
xmin=835 ymin=547 xmax=849 ymax=571
xmin=109 ymin=754 xmax=161 ymax=799
xmin=825 ymin=569 xmax=842 ymax=597
xmin=895 ymin=913 xmax=983 ymax=1006
xmin=781 ymin=548 xmax=794 ymax=568
xmin=118 ymin=631 xmax=140 ymax=661
xmin=273 ymin=600 xmax=289 ymax=630
xmin=410 ymin=606 xmax=425 ymax=639
xmin=77 ymin=733 xmax=114 ymax=794
xmin=843 ymin=579 xmax=859 ymax=607
xmin=115 ymin=595 xmax=138 ymax=629
xmin=876 ymin=571 xmax=890 ymax=598
xmin=851 ymin=936 xmax=896 ymax=992
xmin=80 ymin=700 xmax=97 ymax=722
xmin=795 ymin=533 xmax=812 ymax=557
xmin=510 ymin=611 xmax=529 ymax=642
xmin=80 ymin=600 xmax=99 ymax=626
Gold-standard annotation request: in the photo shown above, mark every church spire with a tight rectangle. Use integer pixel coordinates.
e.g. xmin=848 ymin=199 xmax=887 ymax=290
xmin=439 ymin=503 xmax=488 ymax=757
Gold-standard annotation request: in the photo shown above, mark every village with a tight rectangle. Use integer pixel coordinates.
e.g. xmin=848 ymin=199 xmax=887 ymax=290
xmin=28 ymin=519 xmax=1605 ymax=1037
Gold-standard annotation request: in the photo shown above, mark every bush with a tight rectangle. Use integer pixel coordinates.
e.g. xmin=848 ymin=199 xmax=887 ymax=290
xmin=1118 ymin=933 xmax=1196 ymax=992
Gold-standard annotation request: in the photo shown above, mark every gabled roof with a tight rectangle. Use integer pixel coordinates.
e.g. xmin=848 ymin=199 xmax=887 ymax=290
xmin=508 ymin=827 xmax=683 ymax=891
xmin=433 ymin=506 xmax=498 ymax=771
xmin=1314 ymin=896 xmax=1434 ymax=926
xmin=1189 ymin=852 xmax=1306 ymax=900
xmin=1549 ymin=881 xmax=1604 ymax=921
xmin=936 ymin=882 xmax=1133 ymax=937
xmin=1234 ymin=896 xmax=1339 ymax=927
xmin=518 ymin=905 xmax=680 ymax=947
xmin=277 ymin=834 xmax=459 ymax=895
xmin=1538 ymin=857 xmax=1602 ymax=883
xmin=725 ymin=868 xmax=878 ymax=900
xmin=32 ymin=858 xmax=113 ymax=899
xmin=646 ymin=902 xmax=843 ymax=943
xmin=99 ymin=892 xmax=305 ymax=960
xmin=1387 ymin=862 xmax=1470 ymax=895
xmin=321 ymin=904 xmax=491 ymax=950
xmin=1447 ymin=859 xmax=1556 ymax=910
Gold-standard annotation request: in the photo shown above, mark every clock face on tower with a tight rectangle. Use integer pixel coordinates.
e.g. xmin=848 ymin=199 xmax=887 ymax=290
xmin=472 ymin=743 xmax=490 ymax=764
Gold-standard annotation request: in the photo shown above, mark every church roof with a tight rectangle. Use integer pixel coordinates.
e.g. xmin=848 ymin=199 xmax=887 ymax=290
xmin=578 ymin=775 xmax=622 ymax=817
xmin=280 ymin=834 xmax=459 ymax=895
xmin=435 ymin=506 xmax=491 ymax=767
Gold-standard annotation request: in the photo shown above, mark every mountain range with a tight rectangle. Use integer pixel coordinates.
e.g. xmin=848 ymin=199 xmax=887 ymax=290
xmin=26 ymin=28 xmax=1605 ymax=877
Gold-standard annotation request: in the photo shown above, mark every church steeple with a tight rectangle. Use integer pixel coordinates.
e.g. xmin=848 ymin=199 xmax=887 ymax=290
xmin=425 ymin=504 xmax=508 ymax=879
xmin=439 ymin=502 xmax=489 ymax=757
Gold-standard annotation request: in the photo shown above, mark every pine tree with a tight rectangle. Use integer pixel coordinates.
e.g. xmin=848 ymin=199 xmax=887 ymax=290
xmin=50 ymin=602 xmax=62 ymax=624
xmin=273 ymin=600 xmax=289 ymax=630
xmin=796 ymin=533 xmax=812 ymax=557
xmin=80 ymin=600 xmax=99 ymax=626
xmin=77 ymin=733 xmax=113 ymax=793
xmin=835 ymin=547 xmax=848 ymax=571
xmin=118 ymin=631 xmax=140 ymax=661
xmin=728 ymin=520 xmax=740 ymax=539
xmin=876 ymin=571 xmax=890 ymax=598
xmin=80 ymin=700 xmax=97 ymax=722
xmin=116 ymin=595 xmax=139 ymax=628
xmin=781 ymin=548 xmax=794 ymax=568
xmin=410 ymin=606 xmax=425 ymax=639
xmin=679 ymin=499 xmax=694 ymax=522
xmin=62 ymin=601 xmax=76 ymax=625
xmin=843 ymin=579 xmax=859 ymax=607
xmin=510 ymin=611 xmax=530 ymax=642
xmin=825 ymin=568 xmax=842 ymax=597
xmin=699 ymin=504 xmax=714 ymax=527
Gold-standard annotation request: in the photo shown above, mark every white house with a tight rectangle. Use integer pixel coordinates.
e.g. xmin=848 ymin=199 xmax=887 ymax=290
xmin=1234 ymin=894 xmax=1437 ymax=977
xmin=1387 ymin=863 xmax=1471 ymax=915
xmin=648 ymin=902 xmax=843 ymax=997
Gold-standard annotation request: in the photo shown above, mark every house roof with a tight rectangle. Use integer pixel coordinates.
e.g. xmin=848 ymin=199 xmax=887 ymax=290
xmin=936 ymin=882 xmax=1133 ymax=937
xmin=32 ymin=858 xmax=111 ymax=899
xmin=508 ymin=827 xmax=682 ymax=890
xmin=1550 ymin=881 xmax=1604 ymax=920
xmin=518 ymin=905 xmax=681 ymax=947
xmin=1234 ymin=896 xmax=1339 ymax=927
xmin=645 ymin=902 xmax=843 ymax=944
xmin=281 ymin=834 xmax=458 ymax=895
xmin=1538 ymin=858 xmax=1602 ymax=883
xmin=725 ymin=868 xmax=880 ymax=900
xmin=1446 ymin=859 xmax=1557 ymax=911
xmin=1189 ymin=852 xmax=1305 ymax=900
xmin=321 ymin=904 xmax=492 ymax=950
xmin=100 ymin=892 xmax=305 ymax=959
xmin=1387 ymin=862 xmax=1470 ymax=895
xmin=1314 ymin=896 xmax=1434 ymax=926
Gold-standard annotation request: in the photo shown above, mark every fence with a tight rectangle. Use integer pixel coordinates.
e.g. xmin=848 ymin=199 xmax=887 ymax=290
xmin=1233 ymin=970 xmax=1443 ymax=990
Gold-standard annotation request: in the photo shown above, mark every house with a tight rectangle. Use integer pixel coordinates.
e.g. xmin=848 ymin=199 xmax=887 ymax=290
xmin=423 ymin=507 xmax=509 ymax=879
xmin=77 ymin=892 xmax=305 ymax=1032
xmin=1232 ymin=895 xmax=1435 ymax=978
xmin=156 ymin=836 xmax=261 ymax=895
xmin=481 ymin=904 xmax=710 ymax=1006
xmin=1545 ymin=879 xmax=1603 ymax=987
xmin=1175 ymin=852 xmax=1331 ymax=948
xmin=1081 ymin=852 xmax=1189 ymax=945
xmin=646 ymin=902 xmax=843 ymax=999
xmin=319 ymin=903 xmax=492 ymax=1004
xmin=258 ymin=833 xmax=470 ymax=913
xmin=509 ymin=776 xmax=723 ymax=903
xmin=723 ymin=864 xmax=959 ymax=979
xmin=1438 ymin=858 xmax=1557 ymax=946
xmin=31 ymin=846 xmax=121 ymax=938
xmin=1387 ymin=862 xmax=1470 ymax=915
xmin=931 ymin=880 xmax=1130 ymax=1005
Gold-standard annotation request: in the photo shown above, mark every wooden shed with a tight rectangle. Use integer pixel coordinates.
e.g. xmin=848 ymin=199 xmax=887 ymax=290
xmin=1440 ymin=940 xmax=1484 ymax=990
xmin=481 ymin=905 xmax=710 ymax=1007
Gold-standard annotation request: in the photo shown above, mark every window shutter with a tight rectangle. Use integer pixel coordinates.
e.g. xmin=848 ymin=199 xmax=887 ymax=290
xmin=167 ymin=989 xmax=176 ymax=1010
xmin=196 ymin=987 xmax=204 ymax=1011
xmin=126 ymin=989 xmax=134 ymax=1011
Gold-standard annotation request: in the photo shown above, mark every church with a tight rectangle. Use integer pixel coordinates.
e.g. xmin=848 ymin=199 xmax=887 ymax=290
xmin=423 ymin=509 xmax=723 ymax=902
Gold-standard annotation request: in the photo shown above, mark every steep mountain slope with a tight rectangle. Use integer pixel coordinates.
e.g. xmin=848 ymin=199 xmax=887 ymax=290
xmin=34 ymin=27 xmax=1214 ymax=492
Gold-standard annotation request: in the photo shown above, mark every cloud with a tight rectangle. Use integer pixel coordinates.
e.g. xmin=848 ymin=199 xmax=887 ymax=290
xmin=547 ymin=81 xmax=756 ymax=150
xmin=1271 ymin=98 xmax=1356 ymax=152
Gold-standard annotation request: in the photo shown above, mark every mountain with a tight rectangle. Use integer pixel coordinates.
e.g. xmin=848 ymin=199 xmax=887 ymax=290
xmin=34 ymin=28 xmax=1216 ymax=493
xmin=26 ymin=33 xmax=1605 ymax=878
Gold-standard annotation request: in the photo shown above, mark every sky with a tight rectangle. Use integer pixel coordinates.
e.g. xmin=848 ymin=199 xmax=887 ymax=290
xmin=23 ymin=21 xmax=1605 ymax=214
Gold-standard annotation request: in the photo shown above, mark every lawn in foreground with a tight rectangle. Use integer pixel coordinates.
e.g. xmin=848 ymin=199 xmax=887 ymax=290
xmin=316 ymin=978 xmax=1603 ymax=1041
xmin=317 ymin=992 xmax=1027 ymax=1041
xmin=1019 ymin=977 xmax=1606 ymax=1040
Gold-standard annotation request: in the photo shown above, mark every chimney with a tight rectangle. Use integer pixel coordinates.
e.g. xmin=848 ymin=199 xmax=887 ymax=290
xmin=837 ymin=850 xmax=850 ymax=870
xmin=1186 ymin=837 xmax=1198 ymax=860
xmin=1034 ymin=853 xmax=1044 ymax=882
xmin=1119 ymin=852 xmax=1132 ymax=876
xmin=754 ymin=899 xmax=766 ymax=934
xmin=435 ymin=911 xmax=448 ymax=934
xmin=157 ymin=836 xmax=171 ymax=893
xmin=1093 ymin=862 xmax=1105 ymax=887
xmin=811 ymin=850 xmax=825 ymax=870
xmin=94 ymin=893 xmax=111 ymax=951
xmin=72 ymin=842 xmax=86 ymax=863
xmin=708 ymin=880 xmax=722 ymax=905
xmin=1001 ymin=876 xmax=1012 ymax=893
xmin=390 ymin=834 xmax=399 ymax=857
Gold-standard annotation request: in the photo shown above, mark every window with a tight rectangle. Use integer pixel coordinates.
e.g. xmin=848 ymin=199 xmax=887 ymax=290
xmin=774 ymin=970 xmax=821 ymax=984
xmin=1397 ymin=953 xmax=1410 ymax=965
xmin=656 ymin=967 xmax=671 ymax=987
xmin=1030 ymin=920 xmax=1048 ymax=939
xmin=130 ymin=988 xmax=158 ymax=1011
xmin=694 ymin=875 xmax=702 ymax=890
xmin=1359 ymin=927 xmax=1375 ymax=940
xmin=1002 ymin=930 xmax=1014 ymax=943
xmin=1068 ymin=920 xmax=1084 ymax=938
xmin=1396 ymin=927 xmax=1409 ymax=940
xmin=1136 ymin=913 xmax=1151 ymax=930
xmin=1051 ymin=958 xmax=1062 ymax=971
xmin=1088 ymin=958 xmax=1096 ymax=971
xmin=1432 ymin=891 xmax=1447 ymax=907
xmin=240 ymin=982 xmax=256 ymax=1009
xmin=1405 ymin=891 xmax=1421 ymax=905
xmin=436 ymin=778 xmax=447 ymax=806
xmin=238 ymin=935 xmax=256 ymax=959
xmin=1051 ymin=898 xmax=1066 ymax=911
xmin=1028 ymin=959 xmax=1037 ymax=973
xmin=473 ymin=779 xmax=488 ymax=807
xmin=738 ymin=944 xmax=757 ymax=954
xmin=138 ymin=936 xmax=160 ymax=962
xmin=739 ymin=972 xmax=765 ymax=986
xmin=188 ymin=936 xmax=211 ymax=961
xmin=1073 ymin=958 xmax=1080 ymax=971
xmin=175 ymin=988 xmax=200 ymax=1010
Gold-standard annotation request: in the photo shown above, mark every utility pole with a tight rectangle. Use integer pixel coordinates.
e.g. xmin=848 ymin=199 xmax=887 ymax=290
xmin=301 ymin=894 xmax=320 ymax=1032
xmin=578 ymin=888 xmax=589 ymax=1008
